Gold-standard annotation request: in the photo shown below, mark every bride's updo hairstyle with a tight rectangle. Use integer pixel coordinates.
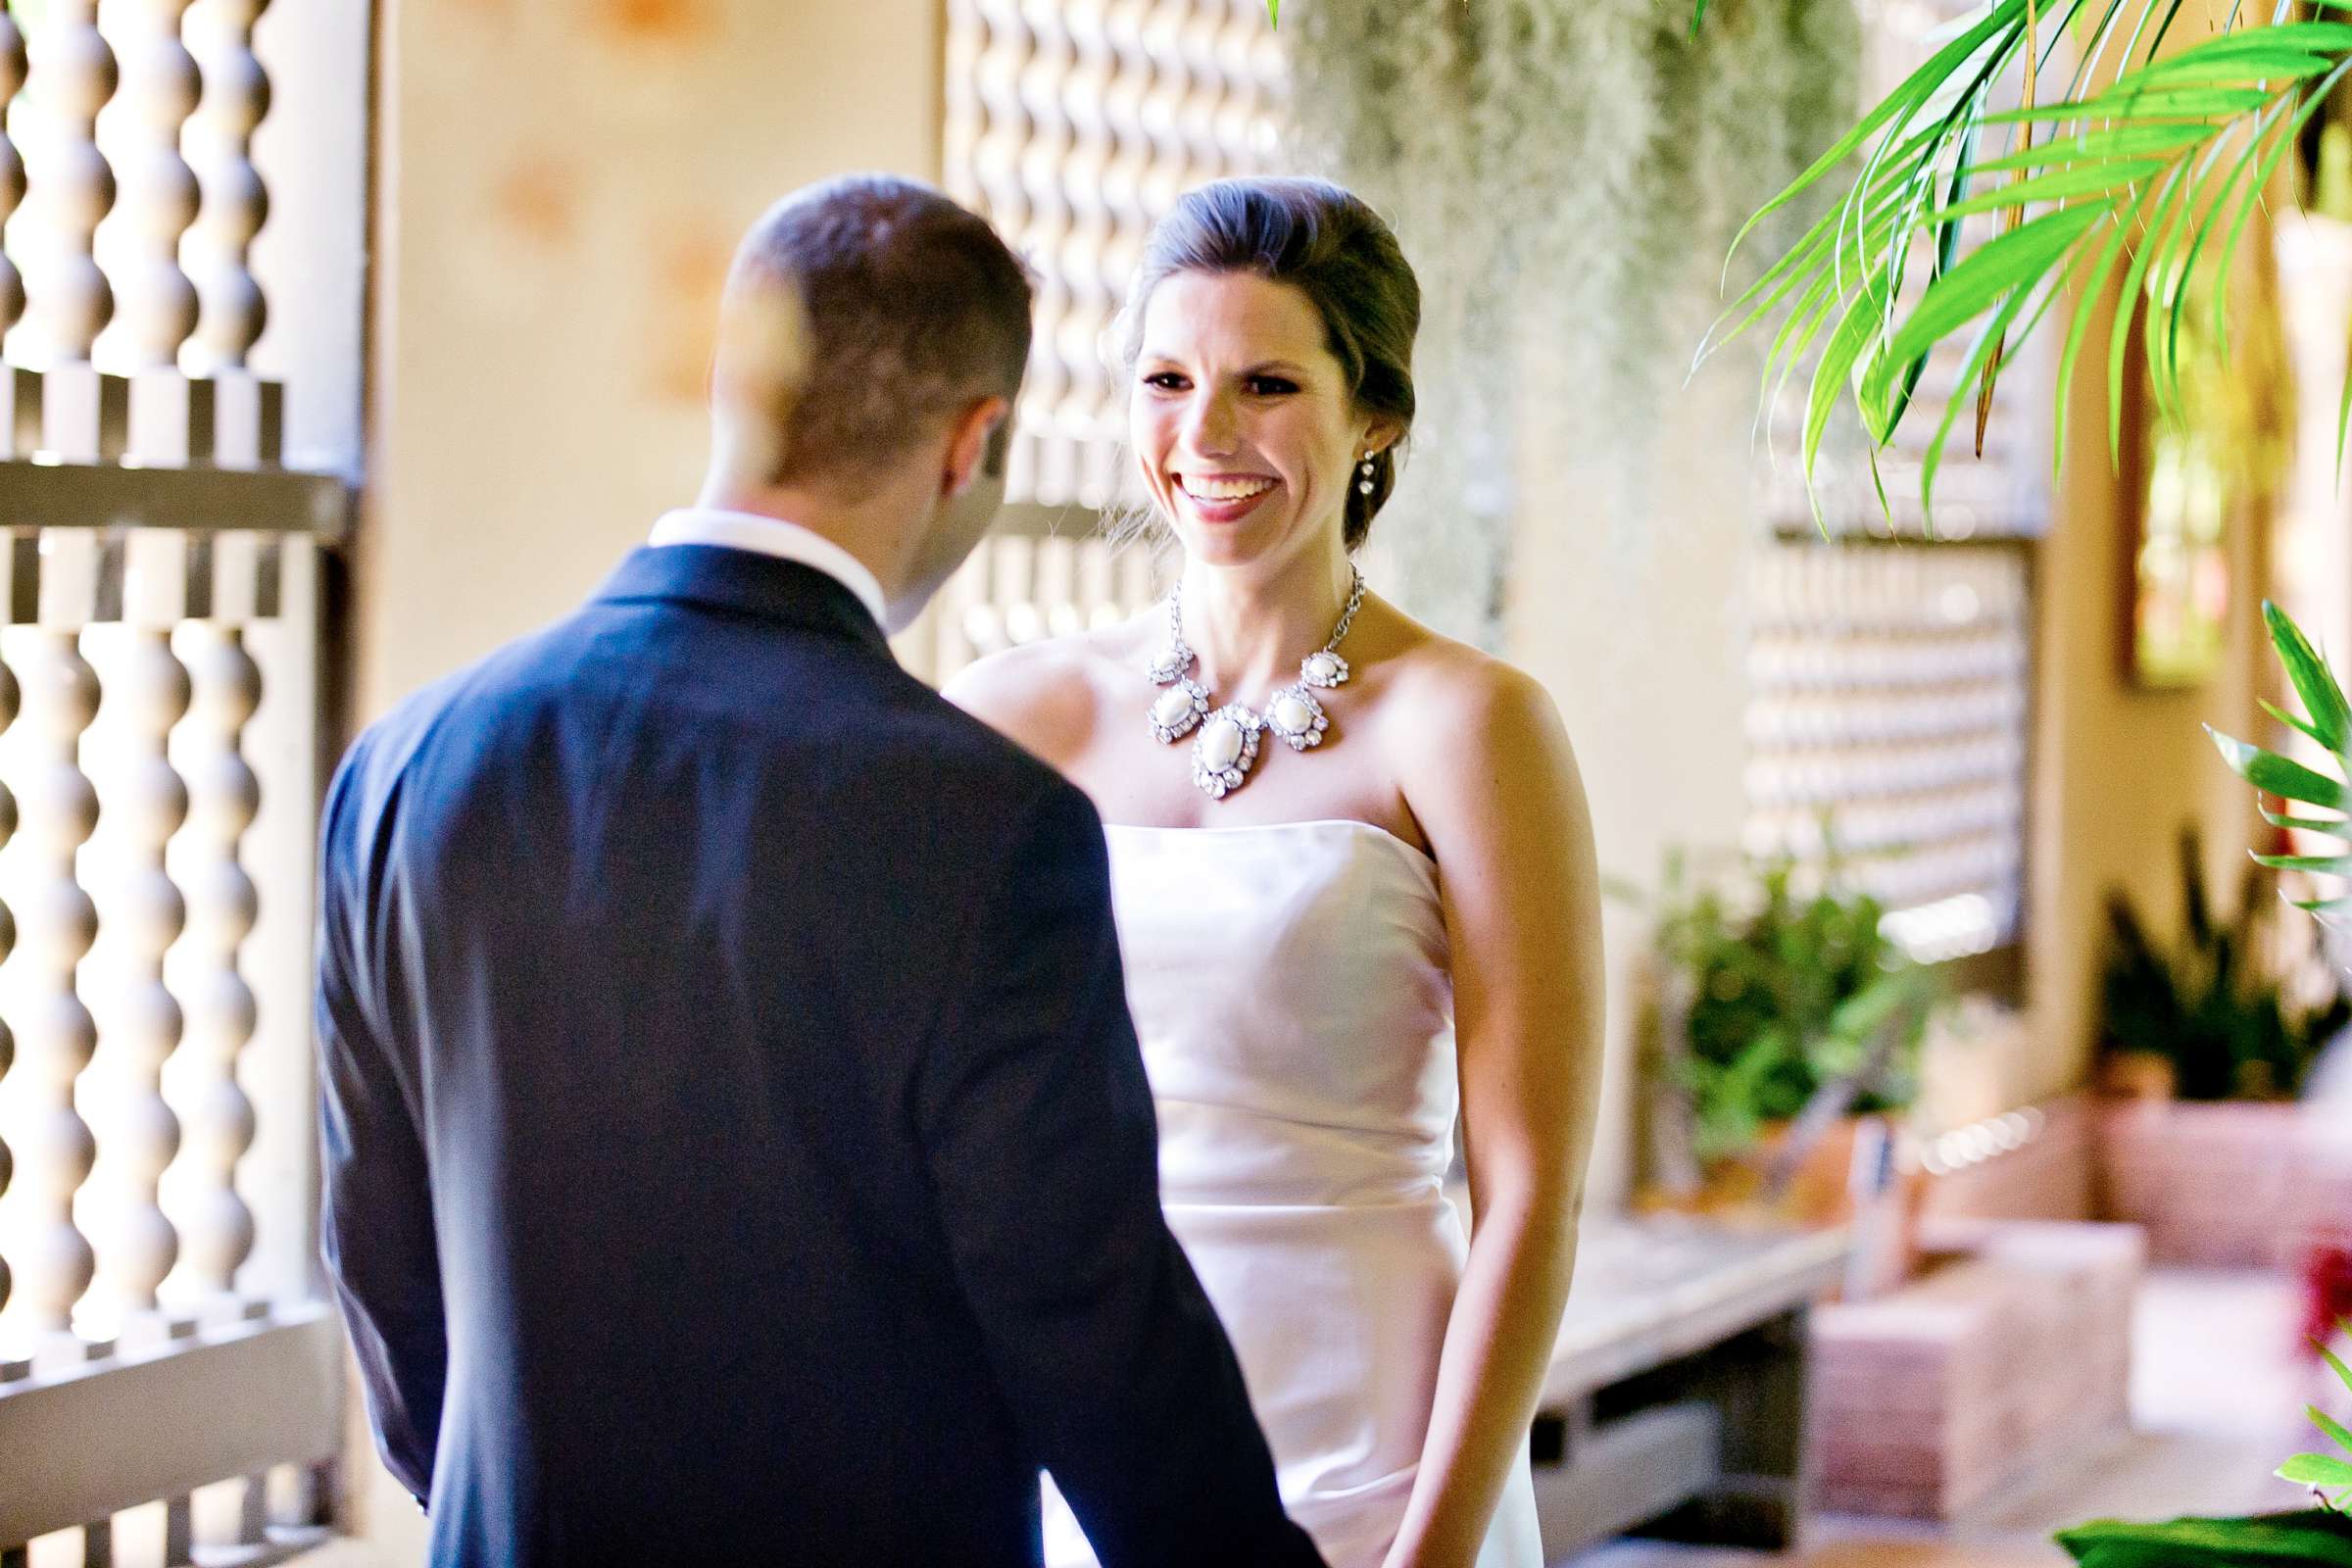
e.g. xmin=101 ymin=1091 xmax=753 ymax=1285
xmin=1116 ymin=176 xmax=1420 ymax=552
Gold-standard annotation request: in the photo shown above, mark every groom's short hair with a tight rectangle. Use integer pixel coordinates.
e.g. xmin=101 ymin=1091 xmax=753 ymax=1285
xmin=722 ymin=175 xmax=1032 ymax=488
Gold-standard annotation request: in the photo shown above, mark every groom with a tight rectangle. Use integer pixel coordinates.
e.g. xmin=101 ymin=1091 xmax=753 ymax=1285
xmin=317 ymin=175 xmax=1322 ymax=1568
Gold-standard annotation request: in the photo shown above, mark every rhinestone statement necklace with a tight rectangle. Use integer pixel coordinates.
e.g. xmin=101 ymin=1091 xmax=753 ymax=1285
xmin=1145 ymin=569 xmax=1365 ymax=800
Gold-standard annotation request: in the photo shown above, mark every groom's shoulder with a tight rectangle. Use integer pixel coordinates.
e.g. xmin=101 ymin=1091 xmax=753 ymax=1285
xmin=861 ymin=663 xmax=1084 ymax=814
xmin=341 ymin=617 xmax=576 ymax=754
xmin=324 ymin=611 xmax=623 ymax=827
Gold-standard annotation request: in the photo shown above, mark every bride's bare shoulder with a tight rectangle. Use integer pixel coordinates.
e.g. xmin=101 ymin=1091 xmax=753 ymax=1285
xmin=940 ymin=617 xmax=1150 ymax=764
xmin=1368 ymin=602 xmax=1574 ymax=776
xmin=1365 ymin=599 xmax=1535 ymax=704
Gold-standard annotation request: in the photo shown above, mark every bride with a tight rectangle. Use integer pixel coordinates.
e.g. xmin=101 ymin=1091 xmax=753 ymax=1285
xmin=948 ymin=176 xmax=1603 ymax=1568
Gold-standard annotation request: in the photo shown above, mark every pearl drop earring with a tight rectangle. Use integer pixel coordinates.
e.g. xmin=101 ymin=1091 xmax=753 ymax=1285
xmin=1357 ymin=453 xmax=1376 ymax=496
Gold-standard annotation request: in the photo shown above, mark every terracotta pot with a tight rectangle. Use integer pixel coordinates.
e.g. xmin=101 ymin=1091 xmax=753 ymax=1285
xmin=1638 ymin=1113 xmax=1928 ymax=1237
xmin=2098 ymin=1050 xmax=2178 ymax=1102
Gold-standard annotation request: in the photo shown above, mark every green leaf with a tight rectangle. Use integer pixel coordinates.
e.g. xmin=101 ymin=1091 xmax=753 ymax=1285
xmin=1985 ymin=85 xmax=2274 ymax=123
xmin=1882 ymin=112 xmax=1987 ymax=437
xmin=2129 ymin=53 xmax=2339 ymax=90
xmin=1710 ymin=0 xmax=2352 ymax=535
xmin=2291 ymin=894 xmax=2352 ymax=916
xmin=2208 ymin=728 xmax=2352 ymax=810
xmin=2259 ymin=801 xmax=2351 ymax=835
xmin=2129 ymin=28 xmax=2347 ymax=77
xmin=2211 ymin=107 xmax=2297 ymax=352
xmin=2051 ymin=209 xmax=2134 ymax=481
xmin=1690 ymin=0 xmax=1706 ymax=38
xmin=2114 ymin=0 xmax=2178 ymax=81
xmin=2241 ymin=21 xmax=2352 ymax=50
xmin=1805 ymin=275 xmax=1896 ymax=491
xmin=2144 ymin=85 xmax=2260 ymax=415
xmin=2261 ymin=698 xmax=2341 ymax=755
xmin=2109 ymin=172 xmax=2191 ymax=464
xmin=1725 ymin=0 xmax=2033 ymax=269
xmin=1927 ymin=159 xmax=2168 ymax=220
xmin=2166 ymin=105 xmax=2283 ymax=368
xmin=2266 ymin=601 xmax=2352 ymax=754
xmin=1265 ymin=0 xmax=1277 ymax=24
xmin=1705 ymin=129 xmax=1925 ymax=361
xmin=2144 ymin=21 xmax=2352 ymax=63
xmin=1867 ymin=203 xmax=2107 ymax=411
xmin=2308 ymin=1403 xmax=2352 ymax=1459
xmin=1762 ymin=270 xmax=1844 ymax=420
xmin=1714 ymin=176 xmax=1907 ymax=371
xmin=2324 ymin=1339 xmax=2352 ymax=1399
xmin=2060 ymin=0 xmax=2140 ymax=101
xmin=1908 ymin=271 xmax=2040 ymax=520
xmin=1969 ymin=121 xmax=2222 ymax=175
xmin=2058 ymin=1508 xmax=2352 ymax=1566
xmin=2278 ymin=1453 xmax=2352 ymax=1488
xmin=2339 ymin=362 xmax=2352 ymax=487
xmin=2252 ymin=854 xmax=2352 ymax=876
xmin=2215 ymin=61 xmax=2352 ymax=354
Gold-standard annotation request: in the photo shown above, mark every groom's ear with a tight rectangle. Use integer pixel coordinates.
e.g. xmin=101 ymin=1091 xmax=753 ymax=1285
xmin=943 ymin=396 xmax=1013 ymax=497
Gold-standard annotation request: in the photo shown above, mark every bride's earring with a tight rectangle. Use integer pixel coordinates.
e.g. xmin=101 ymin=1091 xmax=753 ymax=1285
xmin=1357 ymin=452 xmax=1376 ymax=496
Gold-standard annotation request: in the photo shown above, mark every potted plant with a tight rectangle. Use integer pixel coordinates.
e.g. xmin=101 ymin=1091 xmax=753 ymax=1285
xmin=2093 ymin=606 xmax=2352 ymax=1263
xmin=2094 ymin=829 xmax=2349 ymax=1260
xmin=2099 ymin=824 xmax=2351 ymax=1104
xmin=1620 ymin=847 xmax=1939 ymax=1224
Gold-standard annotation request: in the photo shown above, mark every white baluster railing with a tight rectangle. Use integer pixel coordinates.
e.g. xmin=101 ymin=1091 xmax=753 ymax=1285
xmin=165 ymin=537 xmax=261 ymax=1301
xmin=84 ymin=530 xmax=189 ymax=1318
xmin=1 ymin=536 xmax=102 ymax=1346
xmin=0 ymin=657 xmax=15 ymax=1330
xmin=7 ymin=0 xmax=116 ymax=368
xmin=91 ymin=0 xmax=199 ymax=373
xmin=0 ymin=517 xmax=335 ymax=1564
xmin=0 ymin=0 xmax=348 ymax=1553
xmin=0 ymin=7 xmax=26 ymax=349
xmin=945 ymin=0 xmax=1283 ymax=508
xmin=178 ymin=0 xmax=270 ymax=375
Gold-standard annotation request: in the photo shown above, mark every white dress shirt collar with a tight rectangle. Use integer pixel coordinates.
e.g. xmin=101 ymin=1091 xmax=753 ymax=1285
xmin=648 ymin=507 xmax=890 ymax=629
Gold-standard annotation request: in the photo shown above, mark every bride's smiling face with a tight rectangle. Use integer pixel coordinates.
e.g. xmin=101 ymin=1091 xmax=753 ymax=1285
xmin=1131 ymin=270 xmax=1373 ymax=570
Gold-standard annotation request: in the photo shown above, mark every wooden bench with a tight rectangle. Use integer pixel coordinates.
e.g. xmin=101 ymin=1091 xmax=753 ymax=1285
xmin=1531 ymin=1214 xmax=1851 ymax=1557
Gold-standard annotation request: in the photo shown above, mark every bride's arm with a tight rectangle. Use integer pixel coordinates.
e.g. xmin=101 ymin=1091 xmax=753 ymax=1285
xmin=1385 ymin=661 xmax=1604 ymax=1568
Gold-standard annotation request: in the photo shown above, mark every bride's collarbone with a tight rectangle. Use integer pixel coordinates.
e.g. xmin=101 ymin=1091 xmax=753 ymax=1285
xmin=1077 ymin=756 xmax=1424 ymax=852
xmin=1056 ymin=621 xmax=1434 ymax=840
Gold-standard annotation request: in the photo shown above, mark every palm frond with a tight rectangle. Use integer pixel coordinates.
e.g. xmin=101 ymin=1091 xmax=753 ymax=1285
xmin=2212 ymin=603 xmax=2352 ymax=938
xmin=1706 ymin=4 xmax=2352 ymax=523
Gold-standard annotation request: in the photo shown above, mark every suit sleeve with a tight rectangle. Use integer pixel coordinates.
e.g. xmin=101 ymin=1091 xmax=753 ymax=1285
xmin=315 ymin=750 xmax=447 ymax=1504
xmin=915 ymin=779 xmax=1325 ymax=1568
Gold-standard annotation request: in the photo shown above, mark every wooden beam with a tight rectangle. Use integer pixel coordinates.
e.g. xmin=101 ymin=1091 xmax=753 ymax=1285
xmin=0 ymin=1304 xmax=343 ymax=1545
xmin=0 ymin=461 xmax=349 ymax=542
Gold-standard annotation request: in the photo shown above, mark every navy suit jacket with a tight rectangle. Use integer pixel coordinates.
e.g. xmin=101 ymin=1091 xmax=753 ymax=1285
xmin=317 ymin=545 xmax=1322 ymax=1567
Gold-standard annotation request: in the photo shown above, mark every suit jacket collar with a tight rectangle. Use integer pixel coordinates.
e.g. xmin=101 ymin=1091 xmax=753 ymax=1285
xmin=648 ymin=508 xmax=890 ymax=626
xmin=590 ymin=544 xmax=893 ymax=658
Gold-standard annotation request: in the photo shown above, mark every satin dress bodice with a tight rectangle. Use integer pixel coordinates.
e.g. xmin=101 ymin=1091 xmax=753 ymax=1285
xmin=1042 ymin=820 xmax=1542 ymax=1568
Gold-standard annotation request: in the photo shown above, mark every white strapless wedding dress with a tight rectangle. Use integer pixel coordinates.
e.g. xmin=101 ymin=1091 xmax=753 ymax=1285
xmin=1042 ymin=819 xmax=1544 ymax=1568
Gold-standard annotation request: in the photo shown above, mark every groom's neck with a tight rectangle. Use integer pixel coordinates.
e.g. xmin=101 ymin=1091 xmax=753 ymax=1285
xmin=694 ymin=469 xmax=910 ymax=601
